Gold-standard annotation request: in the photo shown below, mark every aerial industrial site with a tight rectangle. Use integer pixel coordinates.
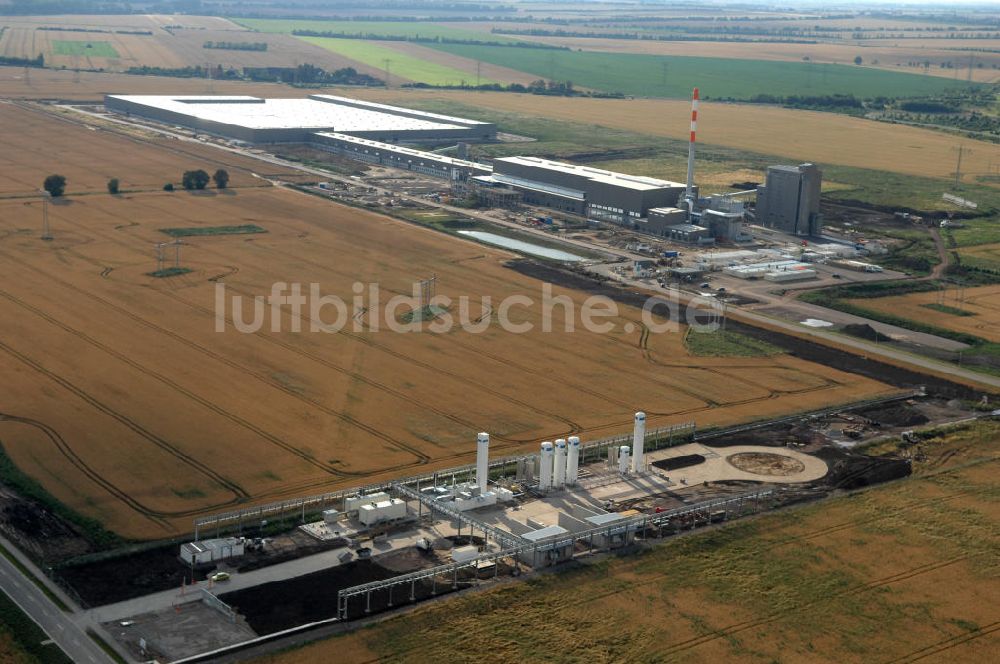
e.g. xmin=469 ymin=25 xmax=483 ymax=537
xmin=0 ymin=2 xmax=998 ymax=663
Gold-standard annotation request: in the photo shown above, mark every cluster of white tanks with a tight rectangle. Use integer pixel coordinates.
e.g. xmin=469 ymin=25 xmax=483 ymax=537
xmin=537 ymin=411 xmax=648 ymax=490
xmin=538 ymin=436 xmax=580 ymax=490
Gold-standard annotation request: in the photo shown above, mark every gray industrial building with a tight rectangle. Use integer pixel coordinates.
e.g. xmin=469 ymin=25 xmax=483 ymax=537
xmin=312 ymin=132 xmax=492 ymax=179
xmin=487 ymin=156 xmax=687 ymax=224
xmin=104 ymin=94 xmax=497 ymax=144
xmin=755 ymin=163 xmax=822 ymax=236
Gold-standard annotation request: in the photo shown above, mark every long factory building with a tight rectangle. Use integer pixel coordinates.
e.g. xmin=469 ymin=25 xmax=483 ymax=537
xmin=104 ymin=93 xmax=498 ymax=144
xmin=104 ymin=94 xmax=713 ymax=232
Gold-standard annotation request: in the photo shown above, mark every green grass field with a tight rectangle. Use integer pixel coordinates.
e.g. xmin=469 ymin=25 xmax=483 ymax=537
xmin=160 ymin=224 xmax=266 ymax=237
xmin=234 ymin=18 xmax=520 ymax=43
xmin=51 ymin=40 xmax=119 ymax=58
xmin=298 ymin=36 xmax=494 ymax=85
xmin=922 ymin=302 xmax=976 ymax=316
xmin=684 ymin=329 xmax=783 ymax=357
xmin=427 ymin=44 xmax=976 ymax=99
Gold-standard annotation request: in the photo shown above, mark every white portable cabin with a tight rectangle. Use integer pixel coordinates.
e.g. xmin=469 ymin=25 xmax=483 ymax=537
xmin=179 ymin=537 xmax=245 ymax=565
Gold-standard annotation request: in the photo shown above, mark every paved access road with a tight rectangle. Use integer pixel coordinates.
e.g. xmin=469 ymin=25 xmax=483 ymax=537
xmin=0 ymin=537 xmax=116 ymax=664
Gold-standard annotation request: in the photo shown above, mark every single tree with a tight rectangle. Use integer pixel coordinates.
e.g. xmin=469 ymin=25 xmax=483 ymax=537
xmin=107 ymin=178 xmax=120 ymax=194
xmin=854 ymin=56 xmax=863 ymax=65
xmin=43 ymin=174 xmax=66 ymax=197
xmin=163 ymin=183 xmax=175 ymax=191
xmin=182 ymin=169 xmax=211 ymax=190
xmin=212 ymin=169 xmax=230 ymax=189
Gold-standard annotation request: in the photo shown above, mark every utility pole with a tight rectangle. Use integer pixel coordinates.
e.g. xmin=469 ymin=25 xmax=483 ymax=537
xmin=954 ymin=146 xmax=965 ymax=189
xmin=40 ymin=190 xmax=52 ymax=241
xmin=476 ymin=61 xmax=481 ymax=87
xmin=383 ymin=59 xmax=392 ymax=88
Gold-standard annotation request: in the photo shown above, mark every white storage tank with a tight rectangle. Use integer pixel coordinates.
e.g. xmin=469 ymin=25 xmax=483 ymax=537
xmin=618 ymin=445 xmax=631 ymax=474
xmin=539 ymin=441 xmax=554 ymax=490
xmin=476 ymin=432 xmax=490 ymax=490
xmin=632 ymin=412 xmax=646 ymax=474
xmin=566 ymin=436 xmax=580 ymax=484
xmin=553 ymin=438 xmax=567 ymax=488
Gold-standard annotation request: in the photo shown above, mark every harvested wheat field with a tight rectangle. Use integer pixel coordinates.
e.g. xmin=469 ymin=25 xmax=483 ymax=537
xmin=0 ymin=106 xmax=892 ymax=539
xmin=0 ymin=14 xmax=376 ymax=74
xmin=351 ymin=89 xmax=1000 ymax=184
xmin=849 ymin=284 xmax=1000 ymax=343
xmin=0 ymin=66 xmax=304 ymax=101
xmin=254 ymin=421 xmax=1000 ymax=664
xmin=0 ymin=103 xmax=296 ymax=195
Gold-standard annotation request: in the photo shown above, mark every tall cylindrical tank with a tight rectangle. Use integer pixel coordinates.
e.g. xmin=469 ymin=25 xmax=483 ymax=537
xmin=618 ymin=445 xmax=631 ymax=475
xmin=476 ymin=432 xmax=490 ymax=490
xmin=566 ymin=436 xmax=580 ymax=484
xmin=632 ymin=411 xmax=646 ymax=474
xmin=539 ymin=442 xmax=554 ymax=490
xmin=553 ymin=438 xmax=567 ymax=488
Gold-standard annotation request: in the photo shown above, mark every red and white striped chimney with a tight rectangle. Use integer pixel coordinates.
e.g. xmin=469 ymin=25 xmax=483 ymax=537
xmin=685 ymin=87 xmax=699 ymax=202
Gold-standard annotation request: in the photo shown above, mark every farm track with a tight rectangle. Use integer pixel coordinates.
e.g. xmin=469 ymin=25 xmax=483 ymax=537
xmin=651 ymin=555 xmax=973 ymax=661
xmin=15 ymin=195 xmax=591 ymax=450
xmin=0 ymin=246 xmax=432 ymax=473
xmin=884 ymin=620 xmax=1000 ymax=662
xmin=250 ymin=209 xmax=646 ymax=413
xmin=0 ymin=286 xmax=371 ymax=476
xmin=0 ymin=340 xmax=249 ymax=515
xmin=632 ymin=319 xmax=843 ymax=411
xmin=0 ymin=412 xmax=173 ymax=527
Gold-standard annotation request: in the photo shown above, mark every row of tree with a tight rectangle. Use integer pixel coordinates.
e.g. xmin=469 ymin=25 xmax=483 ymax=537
xmin=40 ymin=169 xmax=229 ymax=197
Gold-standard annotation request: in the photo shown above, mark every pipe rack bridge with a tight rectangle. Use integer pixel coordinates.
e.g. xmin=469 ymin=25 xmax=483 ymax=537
xmin=336 ymin=488 xmax=775 ymax=620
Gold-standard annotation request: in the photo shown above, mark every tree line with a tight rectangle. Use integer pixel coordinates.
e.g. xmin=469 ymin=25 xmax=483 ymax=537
xmin=40 ymin=169 xmax=231 ymax=197
xmin=203 ymin=41 xmax=268 ymax=51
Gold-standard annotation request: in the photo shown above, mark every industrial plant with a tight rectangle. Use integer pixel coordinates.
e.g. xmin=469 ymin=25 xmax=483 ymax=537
xmin=104 ymin=90 xmax=824 ymax=245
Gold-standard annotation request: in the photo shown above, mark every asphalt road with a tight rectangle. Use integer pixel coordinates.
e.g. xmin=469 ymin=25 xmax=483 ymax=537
xmin=0 ymin=537 xmax=116 ymax=664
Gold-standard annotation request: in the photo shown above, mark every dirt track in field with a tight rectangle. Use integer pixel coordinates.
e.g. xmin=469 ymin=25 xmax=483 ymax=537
xmin=0 ymin=105 xmax=892 ymax=538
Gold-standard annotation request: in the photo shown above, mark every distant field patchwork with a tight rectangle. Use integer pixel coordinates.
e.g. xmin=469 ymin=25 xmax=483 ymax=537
xmin=298 ymin=36 xmax=495 ymax=85
xmin=52 ymin=40 xmax=120 ymax=58
xmin=234 ymin=18 xmax=520 ymax=44
xmin=427 ymin=44 xmax=977 ymax=99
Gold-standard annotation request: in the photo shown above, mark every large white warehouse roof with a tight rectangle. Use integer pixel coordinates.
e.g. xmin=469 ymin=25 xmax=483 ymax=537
xmin=106 ymin=94 xmax=472 ymax=132
xmin=495 ymin=156 xmax=685 ymax=192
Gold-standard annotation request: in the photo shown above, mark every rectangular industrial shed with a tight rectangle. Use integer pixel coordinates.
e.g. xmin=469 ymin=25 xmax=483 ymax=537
xmin=312 ymin=132 xmax=492 ymax=179
xmin=491 ymin=156 xmax=686 ymax=225
xmin=104 ymin=94 xmax=498 ymax=144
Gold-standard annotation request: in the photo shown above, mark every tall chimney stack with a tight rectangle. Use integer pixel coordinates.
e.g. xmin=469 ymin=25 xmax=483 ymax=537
xmin=685 ymin=87 xmax=699 ymax=205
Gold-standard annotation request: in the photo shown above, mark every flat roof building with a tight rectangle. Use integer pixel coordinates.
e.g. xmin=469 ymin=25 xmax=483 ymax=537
xmin=104 ymin=94 xmax=497 ymax=144
xmin=491 ymin=156 xmax=686 ymax=224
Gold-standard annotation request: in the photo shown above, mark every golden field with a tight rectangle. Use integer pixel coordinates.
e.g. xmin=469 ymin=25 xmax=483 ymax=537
xmin=351 ymin=88 xmax=1000 ymax=184
xmin=0 ymin=106 xmax=893 ymax=538
xmin=849 ymin=284 xmax=1000 ymax=344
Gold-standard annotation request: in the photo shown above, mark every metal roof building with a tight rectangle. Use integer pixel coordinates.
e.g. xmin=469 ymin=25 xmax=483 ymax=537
xmin=491 ymin=156 xmax=686 ymax=224
xmin=312 ymin=132 xmax=493 ymax=179
xmin=104 ymin=94 xmax=497 ymax=144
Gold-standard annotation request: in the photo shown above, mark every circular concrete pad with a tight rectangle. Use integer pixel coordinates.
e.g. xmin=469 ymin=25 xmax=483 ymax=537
xmin=726 ymin=452 xmax=806 ymax=476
